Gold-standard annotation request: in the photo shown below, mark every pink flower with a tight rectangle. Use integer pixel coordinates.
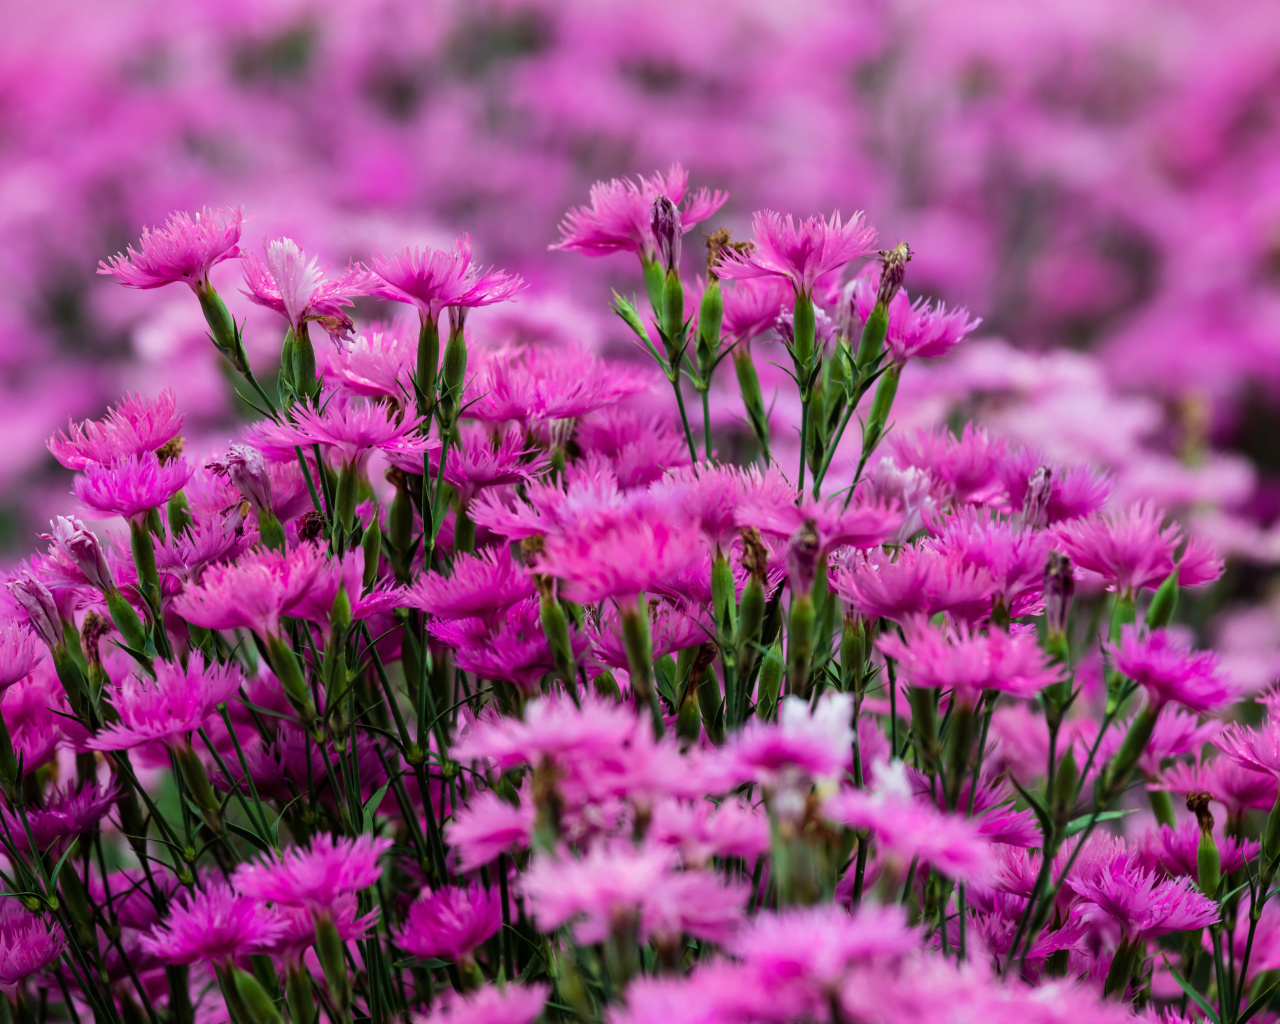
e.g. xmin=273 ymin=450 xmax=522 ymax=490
xmin=831 ymin=545 xmax=993 ymax=624
xmin=716 ymin=210 xmax=876 ymax=296
xmin=41 ymin=516 xmax=114 ymax=591
xmin=206 ymin=442 xmax=273 ymax=511
xmin=1216 ymin=719 xmax=1280 ymax=779
xmin=1 ymin=782 xmax=118 ymax=853
xmin=140 ymin=882 xmax=284 ymax=965
xmin=0 ymin=620 xmax=43 ymax=691
xmin=330 ymin=323 xmax=417 ymax=403
xmin=1134 ymin=821 xmax=1257 ymax=883
xmin=5 ymin=572 xmax=63 ymax=648
xmin=454 ymin=695 xmax=638 ymax=773
xmin=886 ymin=425 xmax=1005 ymax=505
xmin=0 ymin=900 xmax=65 ymax=996
xmin=649 ymin=797 xmax=770 ymax=867
xmin=717 ymin=693 xmax=853 ymax=790
xmin=48 ymin=390 xmax=185 ymax=471
xmin=736 ymin=469 xmax=902 ymax=554
xmin=408 ymin=549 xmax=533 ymax=623
xmin=471 ymin=457 xmax=627 ymax=542
xmin=234 ymin=833 xmax=391 ymax=912
xmin=845 ymin=269 xmax=982 ymax=363
xmin=1051 ymin=502 xmax=1224 ymax=595
xmin=86 ymin=659 xmax=242 ymax=751
xmin=431 ymin=598 xmax=587 ymax=693
xmin=247 ymin=396 xmax=435 ymax=471
xmin=369 ymin=234 xmax=524 ymax=323
xmin=877 ymin=621 xmax=1063 ymax=704
xmin=1154 ymin=757 xmax=1277 ymax=824
xmin=1071 ymin=859 xmax=1218 ymax=942
xmin=925 ymin=507 xmax=1051 ymax=616
xmin=241 ymin=237 xmax=369 ymax=338
xmin=416 ymin=983 xmax=548 ymax=1024
xmin=1106 ymin=625 xmax=1237 ymax=713
xmin=98 ymin=206 xmax=243 ymax=290
xmin=824 ymin=761 xmax=996 ymax=884
xmin=552 ymin=164 xmax=726 ymax=262
xmin=446 ymin=789 xmax=534 ymax=872
xmin=588 ymin=601 xmax=709 ymax=672
xmin=433 ymin=427 xmax=551 ymax=504
xmin=286 ymin=548 xmax=405 ymax=629
xmin=270 ymin=896 xmax=378 ymax=968
xmin=997 ymin=448 xmax=1111 ymax=525
xmin=172 ymin=543 xmax=329 ymax=638
xmin=721 ymin=278 xmax=791 ymax=344
xmin=73 ymin=451 xmax=193 ymax=522
xmin=396 ymin=884 xmax=502 ymax=963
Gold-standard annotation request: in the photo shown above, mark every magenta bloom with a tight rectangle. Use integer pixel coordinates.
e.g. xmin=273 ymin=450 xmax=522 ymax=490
xmin=73 ymin=451 xmax=193 ymax=522
xmin=396 ymin=884 xmax=502 ymax=963
xmin=0 ymin=901 xmax=65 ymax=996
xmin=140 ymin=882 xmax=284 ymax=966
xmin=845 ymin=269 xmax=981 ymax=363
xmin=1155 ymin=758 xmax=1277 ymax=824
xmin=206 ymin=442 xmax=273 ymax=511
xmin=86 ymin=659 xmax=242 ymax=752
xmin=1051 ymin=502 xmax=1224 ymax=595
xmin=48 ymin=390 xmax=184 ymax=471
xmin=0 ymin=620 xmax=43 ymax=691
xmin=416 ymin=984 xmax=548 ymax=1024
xmin=721 ymin=278 xmax=792 ymax=344
xmin=454 ymin=694 xmax=639 ymax=772
xmin=886 ymin=425 xmax=1005 ymax=506
xmin=247 ymin=396 xmax=435 ymax=471
xmin=2 ymin=782 xmax=118 ymax=853
xmin=431 ymin=427 xmax=551 ymax=504
xmin=1106 ymin=625 xmax=1237 ymax=714
xmin=832 ymin=545 xmax=993 ymax=624
xmin=1071 ymin=859 xmax=1218 ymax=942
xmin=925 ymin=507 xmax=1051 ymax=617
xmin=446 ymin=789 xmax=535 ymax=872
xmin=234 ymin=833 xmax=391 ymax=912
xmin=716 ymin=210 xmax=877 ymax=295
xmin=1216 ymin=719 xmax=1280 ymax=779
xmin=877 ymin=622 xmax=1063 ymax=704
xmin=172 ymin=543 xmax=329 ymax=638
xmin=431 ymin=599 xmax=587 ymax=693
xmin=407 ymin=548 xmax=534 ymax=623
xmin=98 ymin=206 xmax=243 ymax=290
xmin=241 ymin=237 xmax=369 ymax=338
xmin=718 ymin=693 xmax=853 ymax=790
xmin=6 ymin=572 xmax=64 ymax=648
xmin=369 ymin=234 xmax=524 ymax=323
xmin=997 ymin=448 xmax=1111 ymax=525
xmin=649 ymin=797 xmax=770 ymax=867
xmin=271 ymin=896 xmax=378 ymax=968
xmin=42 ymin=516 xmax=114 ymax=592
xmin=330 ymin=323 xmax=417 ymax=403
xmin=736 ymin=468 xmax=902 ymax=555
xmin=1135 ymin=821 xmax=1257 ymax=884
xmin=552 ymin=164 xmax=726 ymax=262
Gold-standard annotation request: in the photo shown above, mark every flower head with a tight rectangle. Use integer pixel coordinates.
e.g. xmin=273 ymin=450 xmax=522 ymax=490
xmin=1107 ymin=625 xmax=1237 ymax=714
xmin=718 ymin=693 xmax=853 ymax=791
xmin=0 ymin=620 xmax=42 ymax=691
xmin=98 ymin=206 xmax=243 ymax=290
xmin=397 ymin=884 xmax=502 ymax=963
xmin=41 ymin=516 xmax=114 ymax=591
xmin=2 ymin=782 xmax=118 ymax=853
xmin=844 ymin=269 xmax=980 ymax=363
xmin=206 ymin=442 xmax=273 ymax=510
xmin=241 ymin=237 xmax=369 ymax=338
xmin=330 ymin=323 xmax=417 ymax=403
xmin=408 ymin=548 xmax=533 ymax=623
xmin=1216 ymin=719 xmax=1280 ymax=780
xmin=172 ymin=543 xmax=329 ymax=637
xmin=1071 ymin=858 xmax=1218 ymax=942
xmin=140 ymin=882 xmax=284 ymax=965
xmin=73 ymin=452 xmax=193 ymax=522
xmin=233 ymin=833 xmax=391 ymax=912
xmin=369 ymin=234 xmax=524 ymax=322
xmin=0 ymin=900 xmax=65 ymax=996
xmin=832 ymin=545 xmax=993 ymax=624
xmin=86 ymin=659 xmax=242 ymax=751
xmin=716 ymin=210 xmax=876 ymax=295
xmin=997 ymin=448 xmax=1111 ymax=526
xmin=446 ymin=789 xmax=535 ymax=872
xmin=552 ymin=164 xmax=726 ymax=262
xmin=6 ymin=572 xmax=63 ymax=648
xmin=886 ymin=425 xmax=1005 ymax=505
xmin=416 ymin=984 xmax=548 ymax=1024
xmin=720 ymin=278 xmax=791 ymax=344
xmin=247 ymin=396 xmax=434 ymax=470
xmin=431 ymin=598 xmax=587 ymax=693
xmin=48 ymin=391 xmax=184 ymax=471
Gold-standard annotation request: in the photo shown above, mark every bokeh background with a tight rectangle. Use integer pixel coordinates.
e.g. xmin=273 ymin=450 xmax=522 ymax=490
xmin=6 ymin=0 xmax=1280 ymax=668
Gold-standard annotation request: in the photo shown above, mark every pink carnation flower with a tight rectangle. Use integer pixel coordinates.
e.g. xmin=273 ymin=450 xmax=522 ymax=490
xmin=1051 ymin=502 xmax=1223 ymax=596
xmin=0 ymin=620 xmax=43 ymax=691
xmin=98 ymin=206 xmax=243 ymax=290
xmin=846 ymin=269 xmax=981 ymax=363
xmin=407 ymin=548 xmax=534 ymax=623
xmin=0 ymin=900 xmax=65 ymax=996
xmin=172 ymin=542 xmax=329 ymax=638
xmin=369 ymin=234 xmax=523 ymax=323
xmin=1153 ymin=757 xmax=1277 ymax=826
xmin=1134 ymin=821 xmax=1257 ymax=884
xmin=86 ymin=659 xmax=243 ymax=752
xmin=445 ymin=789 xmax=535 ymax=872
xmin=430 ymin=598 xmax=587 ymax=693
xmin=48 ymin=390 xmax=185 ymax=471
xmin=73 ymin=451 xmax=193 ymax=523
xmin=416 ymin=983 xmax=548 ymax=1024
xmin=330 ymin=323 xmax=417 ymax=403
xmin=432 ymin=427 xmax=551 ymax=504
xmin=831 ymin=545 xmax=993 ymax=624
xmin=736 ymin=469 xmax=902 ymax=555
xmin=1 ymin=782 xmax=118 ymax=853
xmin=247 ymin=396 xmax=435 ymax=471
xmin=717 ymin=693 xmax=853 ymax=790
xmin=716 ymin=210 xmax=876 ymax=296
xmin=140 ymin=882 xmax=284 ymax=966
xmin=551 ymin=164 xmax=726 ymax=262
xmin=997 ymin=448 xmax=1111 ymax=526
xmin=886 ymin=425 xmax=1005 ymax=505
xmin=649 ymin=797 xmax=770 ymax=867
xmin=455 ymin=695 xmax=639 ymax=772
xmin=925 ymin=506 xmax=1052 ymax=616
xmin=241 ymin=237 xmax=369 ymax=338
xmin=1216 ymin=719 xmax=1280 ymax=779
xmin=396 ymin=883 xmax=502 ymax=963
xmin=1106 ymin=625 xmax=1237 ymax=714
xmin=1071 ymin=858 xmax=1218 ymax=942
xmin=721 ymin=278 xmax=791 ymax=344
xmin=233 ymin=833 xmax=391 ymax=913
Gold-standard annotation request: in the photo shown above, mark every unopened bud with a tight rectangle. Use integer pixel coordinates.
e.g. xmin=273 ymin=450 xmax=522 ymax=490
xmin=785 ymin=518 xmax=821 ymax=597
xmin=298 ymin=510 xmax=326 ymax=544
xmin=208 ymin=443 xmax=273 ymax=511
xmin=7 ymin=572 xmax=63 ymax=648
xmin=43 ymin=517 xmax=114 ymax=591
xmin=1020 ymin=466 xmax=1053 ymax=530
xmin=1188 ymin=792 xmax=1221 ymax=896
xmin=651 ymin=195 xmax=681 ymax=275
xmin=875 ymin=243 xmax=913 ymax=307
xmin=1044 ymin=551 xmax=1075 ymax=639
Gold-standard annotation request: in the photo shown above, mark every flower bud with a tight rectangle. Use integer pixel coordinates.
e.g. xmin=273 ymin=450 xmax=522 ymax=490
xmin=232 ymin=967 xmax=285 ymax=1024
xmin=650 ymin=195 xmax=681 ymax=276
xmin=786 ymin=518 xmax=822 ymax=597
xmin=875 ymin=243 xmax=913 ymax=307
xmin=194 ymin=281 xmax=249 ymax=375
xmin=757 ymin=639 xmax=784 ymax=720
xmin=1020 ymin=466 xmax=1053 ymax=530
xmin=209 ymin=443 xmax=273 ymax=512
xmin=361 ymin=519 xmax=382 ymax=589
xmin=7 ymin=572 xmax=63 ymax=648
xmin=44 ymin=517 xmax=114 ymax=592
xmin=416 ymin=315 xmax=441 ymax=418
xmin=732 ymin=347 xmax=771 ymax=461
xmin=1044 ymin=551 xmax=1075 ymax=640
xmin=696 ymin=276 xmax=723 ymax=381
xmin=1146 ymin=568 xmax=1180 ymax=629
xmin=620 ymin=600 xmax=663 ymax=738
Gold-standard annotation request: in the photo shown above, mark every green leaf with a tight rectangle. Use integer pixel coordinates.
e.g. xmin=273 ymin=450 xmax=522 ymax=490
xmin=1163 ymin=957 xmax=1220 ymax=1024
xmin=362 ymin=783 xmax=391 ymax=835
xmin=48 ymin=838 xmax=79 ymax=888
xmin=225 ymin=822 xmax=272 ymax=853
xmin=1239 ymin=977 xmax=1280 ymax=1024
xmin=1063 ymin=809 xmax=1136 ymax=838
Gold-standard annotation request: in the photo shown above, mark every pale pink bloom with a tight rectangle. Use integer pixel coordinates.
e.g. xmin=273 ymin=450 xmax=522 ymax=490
xmin=1153 ymin=757 xmax=1277 ymax=824
xmin=414 ymin=983 xmax=548 ymax=1024
xmin=552 ymin=164 xmax=726 ymax=262
xmin=234 ymin=833 xmax=392 ymax=912
xmin=845 ymin=269 xmax=981 ymax=363
xmin=721 ymin=278 xmax=792 ymax=343
xmin=576 ymin=409 xmax=692 ymax=489
xmin=41 ymin=515 xmax=114 ymax=591
xmin=717 ymin=693 xmax=853 ymax=790
xmin=471 ymin=456 xmax=628 ymax=542
xmin=862 ymin=458 xmax=939 ymax=543
xmin=0 ymin=619 xmax=43 ymax=691
xmin=241 ymin=237 xmax=369 ymax=338
xmin=48 ymin=390 xmax=185 ymax=471
xmin=1134 ymin=821 xmax=1257 ymax=883
xmin=430 ymin=598 xmax=587 ymax=693
xmin=878 ymin=621 xmax=1062 ymax=703
xmin=432 ymin=427 xmax=551 ymax=504
xmin=824 ymin=761 xmax=996 ymax=884
xmin=98 ymin=206 xmax=242 ymax=290
xmin=330 ymin=323 xmax=417 ymax=403
xmin=1106 ymin=625 xmax=1237 ymax=713
xmin=73 ymin=452 xmax=193 ymax=522
xmin=886 ymin=424 xmax=1005 ymax=505
xmin=997 ymin=447 xmax=1111 ymax=525
xmin=0 ymin=900 xmax=65 ymax=996
xmin=454 ymin=695 xmax=639 ymax=772
xmin=466 ymin=345 xmax=651 ymax=426
xmin=406 ymin=548 xmax=533 ymax=622
xmin=716 ymin=210 xmax=877 ymax=295
xmin=172 ymin=542 xmax=329 ymax=638
xmin=648 ymin=797 xmax=770 ymax=867
xmin=140 ymin=882 xmax=284 ymax=965
xmin=206 ymin=442 xmax=273 ymax=510
xmin=369 ymin=234 xmax=523 ymax=322
xmin=445 ymin=789 xmax=534 ymax=872
xmin=1051 ymin=502 xmax=1224 ymax=595
xmin=86 ymin=659 xmax=242 ymax=751
xmin=1071 ymin=859 xmax=1218 ymax=942
xmin=397 ymin=884 xmax=501 ymax=963
xmin=1 ymin=781 xmax=117 ymax=854
xmin=831 ymin=544 xmax=993 ymax=624
xmin=247 ymin=396 xmax=434 ymax=471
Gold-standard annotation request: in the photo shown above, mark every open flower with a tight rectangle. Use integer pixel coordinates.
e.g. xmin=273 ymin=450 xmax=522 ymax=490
xmin=48 ymin=390 xmax=184 ymax=471
xmin=73 ymin=452 xmax=193 ymax=523
xmin=1106 ymin=625 xmax=1237 ymax=714
xmin=396 ymin=884 xmax=502 ymax=964
xmin=85 ymin=659 xmax=242 ymax=752
xmin=98 ymin=206 xmax=243 ymax=290
xmin=241 ymin=237 xmax=369 ymax=338
xmin=369 ymin=234 xmax=524 ymax=323
xmin=716 ymin=210 xmax=876 ymax=296
xmin=141 ymin=883 xmax=284 ymax=966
